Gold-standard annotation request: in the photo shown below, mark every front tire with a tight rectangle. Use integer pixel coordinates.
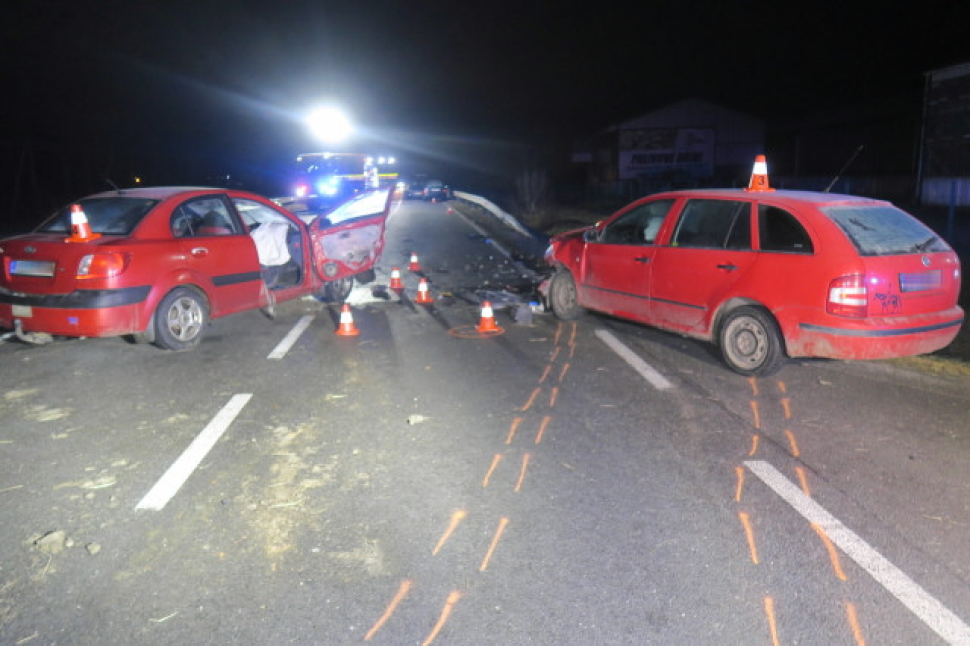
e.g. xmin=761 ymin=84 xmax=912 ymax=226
xmin=154 ymin=287 xmax=208 ymax=351
xmin=718 ymin=306 xmax=784 ymax=376
xmin=549 ymin=270 xmax=584 ymax=320
xmin=324 ymin=277 xmax=354 ymax=303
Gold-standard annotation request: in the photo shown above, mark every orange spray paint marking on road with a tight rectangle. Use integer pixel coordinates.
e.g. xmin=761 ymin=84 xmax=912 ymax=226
xmin=569 ymin=322 xmax=577 ymax=345
xmin=538 ymin=365 xmax=552 ymax=384
xmin=749 ymin=434 xmax=760 ymax=457
xmin=569 ymin=342 xmax=576 ymax=359
xmin=764 ymin=596 xmax=780 ymax=646
xmin=421 ymin=590 xmax=462 ymax=646
xmin=432 ymin=510 xmax=468 ymax=556
xmin=785 ymin=430 xmax=800 ymax=457
xmin=479 ymin=516 xmax=510 ymax=571
xmin=559 ymin=362 xmax=571 ymax=382
xmin=750 ymin=401 xmax=761 ymax=430
xmin=795 ymin=466 xmax=811 ymax=496
xmin=777 ymin=380 xmax=787 ymax=394
xmin=748 ymin=376 xmax=759 ymax=396
xmin=780 ymin=397 xmax=792 ymax=419
xmin=549 ymin=387 xmax=559 ymax=407
xmin=550 ymin=346 xmax=561 ymax=362
xmin=515 ymin=453 xmax=531 ymax=492
xmin=811 ymin=523 xmax=848 ymax=581
xmin=364 ymin=579 xmax=413 ymax=641
xmin=735 ymin=466 xmax=745 ymax=502
xmin=520 ymin=388 xmax=541 ymax=412
xmin=845 ymin=601 xmax=867 ymax=646
xmin=482 ymin=454 xmax=502 ymax=488
xmin=506 ymin=417 xmax=523 ymax=445
xmin=739 ymin=512 xmax=759 ymax=564
xmin=553 ymin=322 xmax=563 ymax=346
xmin=535 ymin=415 xmax=552 ymax=445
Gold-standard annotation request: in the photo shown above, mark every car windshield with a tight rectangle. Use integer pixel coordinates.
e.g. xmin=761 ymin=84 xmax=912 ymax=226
xmin=821 ymin=205 xmax=952 ymax=256
xmin=38 ymin=197 xmax=159 ymax=235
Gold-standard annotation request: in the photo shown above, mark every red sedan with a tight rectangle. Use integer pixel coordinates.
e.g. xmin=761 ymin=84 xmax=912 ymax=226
xmin=0 ymin=186 xmax=398 ymax=349
xmin=541 ymin=159 xmax=964 ymax=375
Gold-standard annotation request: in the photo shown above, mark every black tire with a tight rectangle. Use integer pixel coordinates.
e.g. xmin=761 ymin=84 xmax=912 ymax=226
xmin=718 ymin=306 xmax=784 ymax=376
xmin=324 ymin=276 xmax=354 ymax=303
xmin=153 ymin=287 xmax=208 ymax=351
xmin=549 ymin=270 xmax=584 ymax=320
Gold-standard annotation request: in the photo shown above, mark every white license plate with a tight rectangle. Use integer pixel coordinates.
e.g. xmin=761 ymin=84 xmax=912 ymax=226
xmin=10 ymin=260 xmax=55 ymax=277
xmin=12 ymin=304 xmax=33 ymax=317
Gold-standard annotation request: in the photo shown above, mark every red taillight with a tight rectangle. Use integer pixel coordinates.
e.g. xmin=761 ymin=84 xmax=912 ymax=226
xmin=295 ymin=184 xmax=309 ymax=197
xmin=77 ymin=252 xmax=129 ymax=279
xmin=827 ymin=274 xmax=867 ymax=317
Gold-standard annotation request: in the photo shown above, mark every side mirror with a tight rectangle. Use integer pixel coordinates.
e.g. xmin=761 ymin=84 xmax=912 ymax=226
xmin=583 ymin=224 xmax=601 ymax=242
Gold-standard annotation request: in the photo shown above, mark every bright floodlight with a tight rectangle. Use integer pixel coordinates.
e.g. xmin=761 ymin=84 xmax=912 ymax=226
xmin=307 ymin=106 xmax=353 ymax=143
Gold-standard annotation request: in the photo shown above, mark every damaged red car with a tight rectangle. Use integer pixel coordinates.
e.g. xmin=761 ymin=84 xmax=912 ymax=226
xmin=0 ymin=186 xmax=397 ymax=349
xmin=541 ymin=159 xmax=964 ymax=375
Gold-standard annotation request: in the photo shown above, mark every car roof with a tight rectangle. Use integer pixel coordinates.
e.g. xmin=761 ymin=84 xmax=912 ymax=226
xmin=649 ymin=188 xmax=892 ymax=208
xmin=85 ymin=186 xmax=231 ymax=200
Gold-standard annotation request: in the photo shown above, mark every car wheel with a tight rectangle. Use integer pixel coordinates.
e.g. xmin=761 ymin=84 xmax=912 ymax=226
xmin=324 ymin=277 xmax=354 ymax=303
xmin=154 ymin=287 xmax=208 ymax=351
xmin=718 ymin=306 xmax=784 ymax=376
xmin=549 ymin=270 xmax=584 ymax=320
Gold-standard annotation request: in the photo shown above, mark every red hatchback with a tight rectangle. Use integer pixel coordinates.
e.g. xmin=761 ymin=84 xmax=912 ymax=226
xmin=0 ymin=186 xmax=397 ymax=349
xmin=541 ymin=161 xmax=964 ymax=375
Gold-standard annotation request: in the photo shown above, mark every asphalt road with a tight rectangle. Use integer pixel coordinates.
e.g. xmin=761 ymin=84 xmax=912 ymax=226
xmin=1 ymin=198 xmax=968 ymax=645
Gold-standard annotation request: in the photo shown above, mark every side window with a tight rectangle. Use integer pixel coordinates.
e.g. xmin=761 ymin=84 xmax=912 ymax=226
xmin=671 ymin=200 xmax=751 ymax=250
xmin=600 ymin=199 xmax=673 ymax=245
xmin=170 ymin=197 xmax=240 ymax=238
xmin=758 ymin=205 xmax=814 ymax=253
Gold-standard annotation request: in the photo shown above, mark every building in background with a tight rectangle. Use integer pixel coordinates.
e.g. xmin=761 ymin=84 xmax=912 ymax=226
xmin=918 ymin=61 xmax=970 ymax=206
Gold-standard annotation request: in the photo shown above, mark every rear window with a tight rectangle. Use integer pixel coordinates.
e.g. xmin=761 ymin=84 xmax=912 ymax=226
xmin=38 ymin=197 xmax=158 ymax=235
xmin=822 ymin=205 xmax=952 ymax=256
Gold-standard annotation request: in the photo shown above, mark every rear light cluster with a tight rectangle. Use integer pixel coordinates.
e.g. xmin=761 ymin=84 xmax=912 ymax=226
xmin=827 ymin=274 xmax=867 ymax=318
xmin=77 ymin=252 xmax=129 ymax=280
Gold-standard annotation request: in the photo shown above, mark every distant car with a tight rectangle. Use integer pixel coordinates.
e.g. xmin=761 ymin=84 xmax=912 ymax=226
xmin=405 ymin=178 xmax=426 ymax=200
xmin=540 ymin=157 xmax=964 ymax=375
xmin=0 ymin=187 xmax=397 ymax=349
xmin=423 ymin=180 xmax=450 ymax=201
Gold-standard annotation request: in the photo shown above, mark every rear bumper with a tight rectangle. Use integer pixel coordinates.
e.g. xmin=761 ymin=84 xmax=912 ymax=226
xmin=790 ymin=308 xmax=964 ymax=360
xmin=0 ymin=286 xmax=151 ymax=337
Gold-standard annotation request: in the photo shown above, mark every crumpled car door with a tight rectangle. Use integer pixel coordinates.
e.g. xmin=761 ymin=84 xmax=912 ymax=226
xmin=308 ymin=189 xmax=398 ymax=281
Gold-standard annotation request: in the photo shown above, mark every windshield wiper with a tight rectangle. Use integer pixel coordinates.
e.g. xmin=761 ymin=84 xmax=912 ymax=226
xmin=912 ymin=235 xmax=939 ymax=253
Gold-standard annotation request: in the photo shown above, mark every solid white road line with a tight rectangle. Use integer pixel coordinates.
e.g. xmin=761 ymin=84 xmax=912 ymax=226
xmin=745 ymin=459 xmax=970 ymax=645
xmin=136 ymin=394 xmax=253 ymax=511
xmin=594 ymin=329 xmax=673 ymax=391
xmin=268 ymin=315 xmax=315 ymax=359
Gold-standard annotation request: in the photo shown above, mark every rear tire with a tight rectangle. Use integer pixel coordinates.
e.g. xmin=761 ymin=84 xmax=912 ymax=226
xmin=718 ymin=306 xmax=784 ymax=376
xmin=549 ymin=270 xmax=584 ymax=320
xmin=154 ymin=287 xmax=208 ymax=351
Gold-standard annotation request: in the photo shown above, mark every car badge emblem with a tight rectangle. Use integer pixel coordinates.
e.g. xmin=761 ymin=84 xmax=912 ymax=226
xmin=921 ymin=255 xmax=930 ymax=267
xmin=25 ymin=245 xmax=36 ymax=254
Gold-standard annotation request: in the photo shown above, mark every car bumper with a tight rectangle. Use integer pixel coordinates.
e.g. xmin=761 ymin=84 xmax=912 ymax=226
xmin=0 ymin=286 xmax=151 ymax=337
xmin=789 ymin=308 xmax=964 ymax=360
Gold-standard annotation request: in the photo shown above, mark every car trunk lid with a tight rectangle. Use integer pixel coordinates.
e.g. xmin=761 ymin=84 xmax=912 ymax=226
xmin=1 ymin=234 xmax=109 ymax=294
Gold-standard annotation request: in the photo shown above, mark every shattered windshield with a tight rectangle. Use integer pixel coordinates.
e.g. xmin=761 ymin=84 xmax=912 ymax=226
xmin=38 ymin=197 xmax=159 ymax=235
xmin=821 ymin=205 xmax=952 ymax=256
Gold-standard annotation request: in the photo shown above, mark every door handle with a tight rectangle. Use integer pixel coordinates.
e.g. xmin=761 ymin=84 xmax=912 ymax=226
xmin=633 ymin=256 xmax=651 ymax=263
xmin=191 ymin=247 xmax=209 ymax=257
xmin=716 ymin=263 xmax=738 ymax=271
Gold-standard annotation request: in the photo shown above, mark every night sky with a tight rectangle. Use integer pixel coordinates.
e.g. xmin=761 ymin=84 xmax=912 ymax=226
xmin=2 ymin=0 xmax=969 ymax=214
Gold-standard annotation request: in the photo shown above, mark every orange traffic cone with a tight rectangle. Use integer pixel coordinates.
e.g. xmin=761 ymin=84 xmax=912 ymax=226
xmin=408 ymin=253 xmax=421 ymax=272
xmin=477 ymin=301 xmax=500 ymax=333
xmin=746 ymin=154 xmax=775 ymax=192
xmin=389 ymin=267 xmax=403 ymax=291
xmin=65 ymin=204 xmax=101 ymax=242
xmin=415 ymin=278 xmax=434 ymax=304
xmin=335 ymin=304 xmax=360 ymax=336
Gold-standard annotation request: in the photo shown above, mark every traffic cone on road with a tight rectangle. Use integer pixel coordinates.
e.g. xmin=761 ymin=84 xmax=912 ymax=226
xmin=415 ymin=278 xmax=434 ymax=304
xmin=66 ymin=204 xmax=101 ymax=242
xmin=477 ymin=301 xmax=501 ymax=333
xmin=745 ymin=155 xmax=775 ymax=192
xmin=335 ymin=304 xmax=360 ymax=336
xmin=389 ymin=267 xmax=404 ymax=291
xmin=409 ymin=253 xmax=421 ymax=272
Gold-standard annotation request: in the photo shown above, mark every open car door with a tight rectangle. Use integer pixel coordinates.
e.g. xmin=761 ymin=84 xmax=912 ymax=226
xmin=308 ymin=188 xmax=398 ymax=282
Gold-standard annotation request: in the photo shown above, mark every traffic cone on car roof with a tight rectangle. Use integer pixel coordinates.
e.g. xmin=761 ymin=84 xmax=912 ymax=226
xmin=477 ymin=301 xmax=501 ymax=333
xmin=408 ymin=252 xmax=421 ymax=272
xmin=745 ymin=155 xmax=775 ymax=192
xmin=335 ymin=304 xmax=360 ymax=336
xmin=65 ymin=204 xmax=101 ymax=242
xmin=415 ymin=278 xmax=434 ymax=304
xmin=389 ymin=267 xmax=404 ymax=291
